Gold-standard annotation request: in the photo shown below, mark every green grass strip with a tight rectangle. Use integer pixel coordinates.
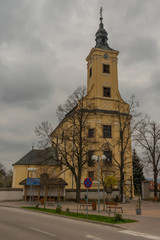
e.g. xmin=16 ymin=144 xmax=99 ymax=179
xmin=22 ymin=207 xmax=137 ymax=224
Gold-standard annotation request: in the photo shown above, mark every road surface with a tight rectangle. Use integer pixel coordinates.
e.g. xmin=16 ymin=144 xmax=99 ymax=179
xmin=0 ymin=206 xmax=160 ymax=240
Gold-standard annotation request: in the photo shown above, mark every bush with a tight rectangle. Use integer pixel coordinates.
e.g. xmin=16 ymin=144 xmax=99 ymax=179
xmin=113 ymin=213 xmax=123 ymax=222
xmin=113 ymin=195 xmax=120 ymax=202
xmin=56 ymin=206 xmax=62 ymax=213
xmin=66 ymin=208 xmax=70 ymax=213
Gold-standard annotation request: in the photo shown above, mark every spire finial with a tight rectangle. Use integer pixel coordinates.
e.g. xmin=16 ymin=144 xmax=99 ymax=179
xmin=99 ymin=7 xmax=103 ymax=23
xmin=32 ymin=144 xmax=34 ymax=150
xmin=100 ymin=6 xmax=103 ymax=19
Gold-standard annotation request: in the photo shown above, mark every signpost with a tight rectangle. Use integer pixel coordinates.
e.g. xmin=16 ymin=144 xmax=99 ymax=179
xmin=84 ymin=178 xmax=92 ymax=218
xmin=26 ymin=178 xmax=40 ymax=185
xmin=26 ymin=178 xmax=40 ymax=204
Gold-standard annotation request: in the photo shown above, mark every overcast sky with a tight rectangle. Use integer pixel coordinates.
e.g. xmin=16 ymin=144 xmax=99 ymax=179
xmin=0 ymin=0 xmax=160 ymax=169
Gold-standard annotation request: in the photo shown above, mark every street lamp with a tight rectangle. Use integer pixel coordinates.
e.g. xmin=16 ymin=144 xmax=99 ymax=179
xmin=92 ymin=154 xmax=106 ymax=212
xmin=28 ymin=168 xmax=37 ymax=204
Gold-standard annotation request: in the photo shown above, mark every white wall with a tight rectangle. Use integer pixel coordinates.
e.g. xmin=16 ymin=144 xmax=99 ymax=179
xmin=25 ymin=186 xmax=66 ymax=198
xmin=0 ymin=188 xmax=23 ymax=201
xmin=66 ymin=190 xmax=119 ymax=200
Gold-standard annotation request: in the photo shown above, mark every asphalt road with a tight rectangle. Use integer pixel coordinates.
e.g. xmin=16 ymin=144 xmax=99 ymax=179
xmin=0 ymin=206 xmax=160 ymax=240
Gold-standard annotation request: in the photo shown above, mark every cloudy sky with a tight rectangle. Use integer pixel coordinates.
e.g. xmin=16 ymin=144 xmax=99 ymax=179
xmin=0 ymin=0 xmax=160 ymax=169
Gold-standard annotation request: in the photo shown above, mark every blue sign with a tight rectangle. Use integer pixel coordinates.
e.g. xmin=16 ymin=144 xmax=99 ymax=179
xmin=84 ymin=178 xmax=92 ymax=188
xmin=26 ymin=178 xmax=40 ymax=186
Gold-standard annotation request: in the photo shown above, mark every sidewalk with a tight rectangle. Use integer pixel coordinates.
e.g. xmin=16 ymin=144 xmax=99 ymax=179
xmin=1 ymin=200 xmax=160 ymax=218
xmin=1 ymin=200 xmax=160 ymax=236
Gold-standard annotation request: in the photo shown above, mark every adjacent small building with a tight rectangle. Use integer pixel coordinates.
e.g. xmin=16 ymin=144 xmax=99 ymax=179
xmin=12 ymin=148 xmax=68 ymax=200
xmin=12 ymin=147 xmax=60 ymax=189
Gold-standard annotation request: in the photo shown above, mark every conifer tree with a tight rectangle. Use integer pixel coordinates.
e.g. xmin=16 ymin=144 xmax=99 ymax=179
xmin=132 ymin=149 xmax=145 ymax=195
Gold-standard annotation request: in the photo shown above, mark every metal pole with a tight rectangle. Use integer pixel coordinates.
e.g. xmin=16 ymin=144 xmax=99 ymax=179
xmin=87 ymin=189 xmax=88 ymax=218
xmin=103 ymin=187 xmax=105 ymax=211
xmin=98 ymin=156 xmax=100 ymax=212
xmin=72 ymin=125 xmax=75 ymax=189
xmin=130 ymin=176 xmax=133 ymax=199
xmin=31 ymin=169 xmax=33 ymax=205
xmin=30 ymin=178 xmax=31 ymax=205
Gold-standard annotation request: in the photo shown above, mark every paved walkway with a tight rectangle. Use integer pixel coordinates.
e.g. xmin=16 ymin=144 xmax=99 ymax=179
xmin=1 ymin=200 xmax=160 ymax=236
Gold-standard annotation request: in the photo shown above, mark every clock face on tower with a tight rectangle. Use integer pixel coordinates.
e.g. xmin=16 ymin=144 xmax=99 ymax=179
xmin=104 ymin=53 xmax=109 ymax=59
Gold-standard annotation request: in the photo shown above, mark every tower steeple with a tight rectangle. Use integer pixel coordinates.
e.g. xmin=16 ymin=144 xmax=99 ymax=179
xmin=86 ymin=7 xmax=119 ymax=101
xmin=95 ymin=7 xmax=111 ymax=50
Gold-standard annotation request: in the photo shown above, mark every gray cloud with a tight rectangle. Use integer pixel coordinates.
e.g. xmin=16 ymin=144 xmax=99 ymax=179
xmin=121 ymin=37 xmax=159 ymax=66
xmin=151 ymin=70 xmax=160 ymax=93
xmin=0 ymin=60 xmax=54 ymax=109
xmin=0 ymin=0 xmax=160 ymax=169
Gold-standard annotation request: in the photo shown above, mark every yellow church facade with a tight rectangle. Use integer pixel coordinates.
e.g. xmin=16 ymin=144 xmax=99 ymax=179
xmin=51 ymin=12 xmax=133 ymax=198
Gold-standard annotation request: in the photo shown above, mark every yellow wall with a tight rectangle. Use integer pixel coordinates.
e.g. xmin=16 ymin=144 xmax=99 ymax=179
xmin=12 ymin=165 xmax=28 ymax=188
xmin=12 ymin=164 xmax=61 ymax=188
xmin=86 ymin=48 xmax=119 ymax=101
xmin=58 ymin=111 xmax=132 ymax=190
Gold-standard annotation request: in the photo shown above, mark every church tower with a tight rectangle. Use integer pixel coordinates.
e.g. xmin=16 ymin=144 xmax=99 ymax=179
xmin=86 ymin=7 xmax=120 ymax=111
xmin=85 ymin=8 xmax=133 ymax=199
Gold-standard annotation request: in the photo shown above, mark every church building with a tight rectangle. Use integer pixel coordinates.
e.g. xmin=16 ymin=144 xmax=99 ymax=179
xmin=51 ymin=9 xmax=133 ymax=199
xmin=12 ymin=9 xmax=133 ymax=200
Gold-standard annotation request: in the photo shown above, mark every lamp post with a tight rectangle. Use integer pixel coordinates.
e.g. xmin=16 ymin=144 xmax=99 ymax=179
xmin=92 ymin=154 xmax=106 ymax=212
xmin=28 ymin=167 xmax=37 ymax=204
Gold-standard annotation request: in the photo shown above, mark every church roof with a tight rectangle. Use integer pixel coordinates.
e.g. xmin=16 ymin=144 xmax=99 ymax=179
xmin=13 ymin=147 xmax=59 ymax=166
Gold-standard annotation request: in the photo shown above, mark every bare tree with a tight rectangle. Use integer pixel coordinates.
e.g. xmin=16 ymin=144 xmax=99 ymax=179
xmin=102 ymin=95 xmax=142 ymax=201
xmin=35 ymin=86 xmax=97 ymax=202
xmin=136 ymin=120 xmax=160 ymax=199
xmin=0 ymin=163 xmax=12 ymax=187
xmin=35 ymin=148 xmax=61 ymax=207
xmin=40 ymin=173 xmax=49 ymax=208
xmin=0 ymin=163 xmax=6 ymax=187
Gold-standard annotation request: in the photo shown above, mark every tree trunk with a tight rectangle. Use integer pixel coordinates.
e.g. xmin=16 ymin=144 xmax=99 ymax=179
xmin=76 ymin=178 xmax=81 ymax=202
xmin=120 ymin=178 xmax=123 ymax=202
xmin=44 ymin=185 xmax=46 ymax=209
xmin=120 ymin=170 xmax=124 ymax=202
xmin=154 ymin=171 xmax=158 ymax=199
xmin=119 ymin=149 xmax=124 ymax=202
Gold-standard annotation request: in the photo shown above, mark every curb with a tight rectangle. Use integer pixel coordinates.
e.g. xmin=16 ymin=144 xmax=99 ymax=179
xmin=0 ymin=204 xmax=20 ymax=208
xmin=20 ymin=207 xmax=126 ymax=229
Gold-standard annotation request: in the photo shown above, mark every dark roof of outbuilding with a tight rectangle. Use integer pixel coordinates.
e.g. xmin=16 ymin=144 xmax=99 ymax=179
xmin=13 ymin=147 xmax=59 ymax=166
xmin=19 ymin=178 xmax=68 ymax=186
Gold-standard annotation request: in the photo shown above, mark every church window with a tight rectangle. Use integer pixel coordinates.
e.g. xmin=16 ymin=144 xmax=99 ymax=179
xmin=88 ymin=151 xmax=95 ymax=166
xmin=88 ymin=171 xmax=94 ymax=180
xmin=89 ymin=67 xmax=92 ymax=77
xmin=103 ymin=64 xmax=110 ymax=73
xmin=103 ymin=151 xmax=112 ymax=164
xmin=103 ymin=87 xmax=111 ymax=97
xmin=103 ymin=125 xmax=111 ymax=138
xmin=88 ymin=128 xmax=94 ymax=138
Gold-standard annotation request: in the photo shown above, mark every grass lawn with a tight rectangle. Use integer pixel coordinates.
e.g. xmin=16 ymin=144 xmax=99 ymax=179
xmin=22 ymin=207 xmax=136 ymax=224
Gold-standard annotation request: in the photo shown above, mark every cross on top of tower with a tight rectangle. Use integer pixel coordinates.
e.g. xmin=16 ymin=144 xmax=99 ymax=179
xmin=100 ymin=6 xmax=103 ymax=19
